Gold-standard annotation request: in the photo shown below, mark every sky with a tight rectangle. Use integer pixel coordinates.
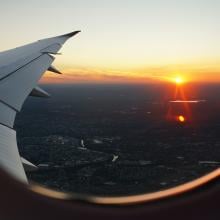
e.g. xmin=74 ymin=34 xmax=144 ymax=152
xmin=0 ymin=0 xmax=220 ymax=84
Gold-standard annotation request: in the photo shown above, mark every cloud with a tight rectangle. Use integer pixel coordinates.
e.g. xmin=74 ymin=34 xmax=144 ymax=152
xmin=40 ymin=67 xmax=157 ymax=84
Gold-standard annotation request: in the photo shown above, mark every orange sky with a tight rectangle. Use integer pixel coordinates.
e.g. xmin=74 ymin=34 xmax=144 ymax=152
xmin=40 ymin=62 xmax=220 ymax=84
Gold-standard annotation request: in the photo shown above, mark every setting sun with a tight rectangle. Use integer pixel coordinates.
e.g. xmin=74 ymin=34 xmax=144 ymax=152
xmin=174 ymin=76 xmax=184 ymax=85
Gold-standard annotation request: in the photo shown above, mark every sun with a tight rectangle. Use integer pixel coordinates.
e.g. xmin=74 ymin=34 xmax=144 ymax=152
xmin=174 ymin=76 xmax=184 ymax=85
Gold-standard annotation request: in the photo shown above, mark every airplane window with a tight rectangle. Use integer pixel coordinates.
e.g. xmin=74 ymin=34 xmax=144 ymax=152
xmin=8 ymin=0 xmax=220 ymax=196
xmin=15 ymin=81 xmax=220 ymax=196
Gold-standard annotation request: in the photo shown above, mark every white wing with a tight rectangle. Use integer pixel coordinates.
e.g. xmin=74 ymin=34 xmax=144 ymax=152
xmin=0 ymin=31 xmax=80 ymax=182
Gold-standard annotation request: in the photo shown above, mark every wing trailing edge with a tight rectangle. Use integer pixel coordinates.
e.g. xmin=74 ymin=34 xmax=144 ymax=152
xmin=21 ymin=157 xmax=38 ymax=172
xmin=48 ymin=65 xmax=62 ymax=74
xmin=30 ymin=86 xmax=50 ymax=98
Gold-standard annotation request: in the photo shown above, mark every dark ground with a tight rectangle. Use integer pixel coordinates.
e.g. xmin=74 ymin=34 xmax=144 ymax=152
xmin=15 ymin=83 xmax=220 ymax=196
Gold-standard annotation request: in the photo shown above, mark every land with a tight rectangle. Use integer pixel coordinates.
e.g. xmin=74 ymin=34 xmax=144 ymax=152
xmin=15 ymin=83 xmax=220 ymax=196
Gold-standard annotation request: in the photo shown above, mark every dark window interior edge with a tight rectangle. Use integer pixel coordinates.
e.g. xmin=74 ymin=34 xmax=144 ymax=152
xmin=0 ymin=167 xmax=218 ymax=219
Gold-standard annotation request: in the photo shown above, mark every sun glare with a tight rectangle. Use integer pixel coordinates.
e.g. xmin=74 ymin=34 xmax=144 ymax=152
xmin=178 ymin=115 xmax=185 ymax=123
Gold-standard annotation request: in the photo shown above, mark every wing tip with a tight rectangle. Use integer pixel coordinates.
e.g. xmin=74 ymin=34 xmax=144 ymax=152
xmin=62 ymin=30 xmax=81 ymax=38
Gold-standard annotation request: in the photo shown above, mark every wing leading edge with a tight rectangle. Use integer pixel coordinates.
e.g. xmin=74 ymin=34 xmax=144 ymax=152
xmin=0 ymin=31 xmax=80 ymax=182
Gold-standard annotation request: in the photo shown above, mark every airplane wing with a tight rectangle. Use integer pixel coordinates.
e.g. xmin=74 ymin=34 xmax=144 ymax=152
xmin=0 ymin=31 xmax=80 ymax=183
